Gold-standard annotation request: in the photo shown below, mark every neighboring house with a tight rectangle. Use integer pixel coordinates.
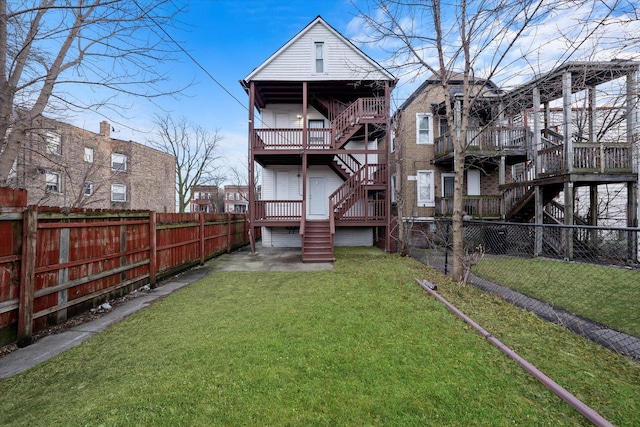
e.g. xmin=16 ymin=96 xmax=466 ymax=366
xmin=10 ymin=116 xmax=176 ymax=212
xmin=190 ymin=185 xmax=221 ymax=213
xmin=392 ymin=61 xmax=639 ymax=260
xmin=241 ymin=16 xmax=396 ymax=262
xmin=224 ymin=184 xmax=249 ymax=214
xmin=391 ymin=72 xmax=504 ymax=224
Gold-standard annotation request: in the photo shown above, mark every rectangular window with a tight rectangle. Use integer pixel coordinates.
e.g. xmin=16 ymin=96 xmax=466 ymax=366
xmin=391 ymin=174 xmax=397 ymax=203
xmin=314 ymin=42 xmax=324 ymax=73
xmin=45 ymin=172 xmax=61 ymax=193
xmin=45 ymin=132 xmax=61 ymax=155
xmin=442 ymin=174 xmax=455 ymax=197
xmin=111 ymin=153 xmax=127 ymax=171
xmin=84 ymin=181 xmax=94 ymax=196
xmin=111 ymin=184 xmax=126 ymax=201
xmin=84 ymin=147 xmax=94 ymax=163
xmin=417 ymin=170 xmax=434 ymax=207
xmin=417 ymin=113 xmax=433 ymax=145
xmin=390 ymin=129 xmax=396 ymax=152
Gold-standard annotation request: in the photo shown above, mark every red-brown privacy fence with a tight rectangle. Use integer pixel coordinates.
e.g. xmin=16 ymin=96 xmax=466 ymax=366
xmin=0 ymin=187 xmax=256 ymax=347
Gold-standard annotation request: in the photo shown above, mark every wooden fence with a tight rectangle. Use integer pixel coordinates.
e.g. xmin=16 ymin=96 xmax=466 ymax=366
xmin=0 ymin=187 xmax=256 ymax=347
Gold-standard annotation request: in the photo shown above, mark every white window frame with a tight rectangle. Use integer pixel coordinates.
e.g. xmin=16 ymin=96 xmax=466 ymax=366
xmin=111 ymin=184 xmax=126 ymax=202
xmin=313 ymin=41 xmax=325 ymax=74
xmin=390 ymin=128 xmax=396 ymax=152
xmin=84 ymin=147 xmax=94 ymax=163
xmin=45 ymin=172 xmax=61 ymax=193
xmin=441 ymin=173 xmax=455 ymax=197
xmin=416 ymin=113 xmax=434 ymax=145
xmin=45 ymin=132 xmax=61 ymax=155
xmin=111 ymin=153 xmax=127 ymax=171
xmin=416 ymin=170 xmax=435 ymax=207
xmin=390 ymin=174 xmax=397 ymax=203
xmin=84 ymin=181 xmax=94 ymax=196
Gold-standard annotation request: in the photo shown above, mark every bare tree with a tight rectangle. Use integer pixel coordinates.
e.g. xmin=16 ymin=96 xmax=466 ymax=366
xmin=149 ymin=114 xmax=223 ymax=213
xmin=0 ymin=0 xmax=186 ymax=184
xmin=357 ymin=0 xmax=636 ymax=281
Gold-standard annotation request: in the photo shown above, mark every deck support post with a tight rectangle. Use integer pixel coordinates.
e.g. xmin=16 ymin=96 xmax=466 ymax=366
xmin=532 ymin=87 xmax=542 ymax=178
xmin=628 ymin=182 xmax=638 ymax=262
xmin=563 ymin=181 xmax=574 ymax=260
xmin=589 ymin=185 xmax=598 ymax=251
xmin=248 ymin=81 xmax=256 ymax=254
xmin=627 ymin=69 xmax=639 ymax=262
xmin=534 ymin=185 xmax=543 ymax=257
xmin=563 ymin=71 xmax=573 ymax=174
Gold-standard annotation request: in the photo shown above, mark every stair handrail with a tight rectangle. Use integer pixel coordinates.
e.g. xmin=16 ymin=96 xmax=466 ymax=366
xmin=332 ymin=99 xmax=361 ymax=146
xmin=334 ymin=153 xmax=361 ymax=177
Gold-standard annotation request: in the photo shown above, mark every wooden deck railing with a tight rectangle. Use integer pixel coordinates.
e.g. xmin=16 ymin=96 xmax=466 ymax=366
xmin=332 ymin=97 xmax=386 ymax=143
xmin=434 ymin=126 xmax=531 ymax=157
xmin=572 ymin=143 xmax=633 ymax=172
xmin=254 ymin=200 xmax=302 ymax=221
xmin=435 ymin=196 xmax=502 ymax=218
xmin=539 ymin=143 xmax=632 ymax=176
xmin=253 ymin=128 xmax=332 ymax=150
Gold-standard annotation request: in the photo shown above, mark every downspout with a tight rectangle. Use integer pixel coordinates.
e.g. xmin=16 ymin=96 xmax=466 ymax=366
xmin=414 ymin=278 xmax=614 ymax=427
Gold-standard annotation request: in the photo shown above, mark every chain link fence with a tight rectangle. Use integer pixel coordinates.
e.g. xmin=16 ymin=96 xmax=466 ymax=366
xmin=409 ymin=219 xmax=640 ymax=361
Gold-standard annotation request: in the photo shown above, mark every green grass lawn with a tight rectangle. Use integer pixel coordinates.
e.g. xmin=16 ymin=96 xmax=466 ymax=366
xmin=472 ymin=256 xmax=640 ymax=338
xmin=0 ymin=248 xmax=638 ymax=426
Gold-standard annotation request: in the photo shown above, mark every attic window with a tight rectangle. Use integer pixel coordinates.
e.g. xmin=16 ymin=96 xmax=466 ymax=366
xmin=314 ymin=42 xmax=324 ymax=73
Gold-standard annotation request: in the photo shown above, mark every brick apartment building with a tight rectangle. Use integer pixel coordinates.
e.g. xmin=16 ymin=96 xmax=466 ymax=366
xmin=224 ymin=184 xmax=249 ymax=214
xmin=9 ymin=116 xmax=176 ymax=212
xmin=190 ymin=185 xmax=222 ymax=213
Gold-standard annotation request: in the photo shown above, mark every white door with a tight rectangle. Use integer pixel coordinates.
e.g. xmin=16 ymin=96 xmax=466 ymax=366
xmin=467 ymin=169 xmax=481 ymax=196
xmin=308 ymin=176 xmax=327 ymax=218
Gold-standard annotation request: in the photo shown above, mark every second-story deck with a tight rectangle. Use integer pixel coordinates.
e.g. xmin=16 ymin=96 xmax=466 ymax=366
xmin=434 ymin=126 xmax=530 ymax=163
xmin=252 ymin=97 xmax=387 ymax=153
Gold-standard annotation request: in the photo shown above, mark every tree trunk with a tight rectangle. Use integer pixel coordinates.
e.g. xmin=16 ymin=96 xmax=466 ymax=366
xmin=451 ymin=142 xmax=465 ymax=282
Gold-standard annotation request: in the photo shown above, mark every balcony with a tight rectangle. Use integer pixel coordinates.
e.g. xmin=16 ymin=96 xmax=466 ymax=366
xmin=253 ymin=128 xmax=332 ymax=151
xmin=435 ymin=196 xmax=502 ymax=219
xmin=434 ymin=126 xmax=531 ymax=159
xmin=539 ymin=143 xmax=633 ymax=177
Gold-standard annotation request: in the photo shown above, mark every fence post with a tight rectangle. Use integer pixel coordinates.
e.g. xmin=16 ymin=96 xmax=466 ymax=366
xmin=57 ymin=226 xmax=70 ymax=323
xmin=200 ymin=213 xmax=205 ymax=265
xmin=18 ymin=207 xmax=37 ymax=347
xmin=149 ymin=211 xmax=157 ymax=288
xmin=227 ymin=213 xmax=232 ymax=253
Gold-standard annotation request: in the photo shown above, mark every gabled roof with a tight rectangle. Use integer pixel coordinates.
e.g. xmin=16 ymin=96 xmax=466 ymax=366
xmin=242 ymin=15 xmax=395 ymax=83
xmin=395 ymin=72 xmax=498 ymax=114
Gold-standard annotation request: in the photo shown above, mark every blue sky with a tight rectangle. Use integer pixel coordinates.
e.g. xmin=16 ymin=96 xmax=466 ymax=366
xmin=70 ymin=0 xmax=638 ymax=179
xmin=79 ymin=0 xmax=374 ymax=176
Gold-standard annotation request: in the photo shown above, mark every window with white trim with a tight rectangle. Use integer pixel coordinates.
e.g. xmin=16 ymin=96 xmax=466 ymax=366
xmin=45 ymin=132 xmax=61 ymax=155
xmin=111 ymin=153 xmax=127 ymax=171
xmin=111 ymin=184 xmax=126 ymax=201
xmin=417 ymin=170 xmax=434 ymax=207
xmin=416 ymin=113 xmax=433 ymax=145
xmin=45 ymin=172 xmax=61 ymax=193
xmin=390 ymin=129 xmax=396 ymax=152
xmin=391 ymin=174 xmax=397 ymax=203
xmin=314 ymin=41 xmax=324 ymax=73
xmin=84 ymin=181 xmax=94 ymax=196
xmin=442 ymin=173 xmax=455 ymax=197
xmin=84 ymin=147 xmax=94 ymax=163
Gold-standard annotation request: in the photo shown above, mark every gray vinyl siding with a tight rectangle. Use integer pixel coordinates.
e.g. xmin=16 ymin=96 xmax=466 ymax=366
xmin=249 ymin=21 xmax=391 ymax=82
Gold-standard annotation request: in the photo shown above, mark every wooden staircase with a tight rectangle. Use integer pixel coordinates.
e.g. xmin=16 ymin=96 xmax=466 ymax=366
xmin=302 ymin=220 xmax=334 ymax=262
